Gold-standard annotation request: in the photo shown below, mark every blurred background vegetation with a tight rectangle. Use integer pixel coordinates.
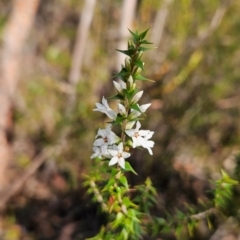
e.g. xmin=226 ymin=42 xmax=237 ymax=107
xmin=0 ymin=0 xmax=240 ymax=239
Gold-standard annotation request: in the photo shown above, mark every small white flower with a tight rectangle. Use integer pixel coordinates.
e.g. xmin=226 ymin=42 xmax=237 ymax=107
xmin=118 ymin=103 xmax=127 ymax=116
xmin=113 ymin=80 xmax=126 ymax=93
xmin=125 ymin=121 xmax=150 ymax=148
xmin=108 ymin=142 xmax=130 ymax=169
xmin=93 ymin=97 xmax=117 ymax=120
xmin=129 ymin=103 xmax=151 ymax=119
xmin=94 ymin=125 xmax=120 ymax=154
xmin=131 ymin=91 xmax=143 ymax=104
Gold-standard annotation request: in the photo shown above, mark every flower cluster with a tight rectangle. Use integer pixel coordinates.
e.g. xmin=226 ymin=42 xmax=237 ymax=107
xmin=91 ymin=29 xmax=154 ymax=169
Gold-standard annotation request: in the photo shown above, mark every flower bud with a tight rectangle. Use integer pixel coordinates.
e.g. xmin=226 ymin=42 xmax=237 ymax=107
xmin=125 ymin=57 xmax=131 ymax=71
xmin=133 ymin=66 xmax=142 ymax=75
xmin=127 ymin=75 xmax=134 ymax=89
xmin=113 ymin=80 xmax=126 ymax=93
xmin=128 ymin=40 xmax=134 ymax=49
xmin=131 ymin=90 xmax=143 ymax=104
xmin=118 ymin=103 xmax=127 ymax=116
xmin=136 ymin=51 xmax=143 ymax=60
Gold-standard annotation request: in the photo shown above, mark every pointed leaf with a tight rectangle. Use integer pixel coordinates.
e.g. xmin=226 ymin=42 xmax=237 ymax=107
xmin=130 ymin=103 xmax=142 ymax=113
xmin=124 ymin=161 xmax=137 ymax=175
xmin=139 ymin=28 xmax=149 ymax=40
xmin=128 ymin=29 xmax=139 ymax=41
xmin=119 ymin=175 xmax=128 ymax=188
xmin=135 ymin=74 xmax=154 ymax=82
xmin=116 ymin=49 xmax=134 ymax=57
xmin=108 ymin=94 xmax=124 ymax=100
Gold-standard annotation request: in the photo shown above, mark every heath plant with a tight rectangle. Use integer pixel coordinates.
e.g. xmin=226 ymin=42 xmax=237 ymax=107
xmin=84 ymin=29 xmax=240 ymax=240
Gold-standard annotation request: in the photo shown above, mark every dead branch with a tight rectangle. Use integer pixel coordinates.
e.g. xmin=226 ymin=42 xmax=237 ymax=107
xmin=0 ymin=147 xmax=56 ymax=211
xmin=116 ymin=0 xmax=138 ymax=71
xmin=190 ymin=208 xmax=219 ymax=221
xmin=150 ymin=0 xmax=174 ymax=48
xmin=0 ymin=0 xmax=40 ymax=191
xmin=68 ymin=0 xmax=96 ymax=85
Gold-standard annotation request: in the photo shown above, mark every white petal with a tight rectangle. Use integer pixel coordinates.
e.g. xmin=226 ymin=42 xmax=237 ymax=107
xmin=118 ymin=142 xmax=124 ymax=152
xmin=118 ymin=158 xmax=125 ymax=169
xmin=136 ymin=121 xmax=141 ymax=130
xmin=108 ymin=149 xmax=118 ymax=157
xmin=122 ymin=152 xmax=130 ymax=158
xmin=143 ymin=140 xmax=154 ymax=148
xmin=90 ymin=152 xmax=99 ymax=159
xmin=146 ymin=147 xmax=153 ymax=155
xmin=145 ymin=131 xmax=154 ymax=140
xmin=131 ymin=91 xmax=143 ymax=104
xmin=113 ymin=81 xmax=122 ymax=92
xmin=102 ymin=96 xmax=109 ymax=108
xmin=105 ymin=110 xmax=117 ymax=120
xmin=101 ymin=144 xmax=108 ymax=154
xmin=139 ymin=103 xmax=151 ymax=113
xmin=126 ymin=121 xmax=136 ymax=130
xmin=125 ymin=129 xmax=134 ymax=137
xmin=138 ymin=130 xmax=150 ymax=137
xmin=109 ymin=157 xmax=118 ymax=166
xmin=118 ymin=103 xmax=127 ymax=116
xmin=93 ymin=138 xmax=105 ymax=146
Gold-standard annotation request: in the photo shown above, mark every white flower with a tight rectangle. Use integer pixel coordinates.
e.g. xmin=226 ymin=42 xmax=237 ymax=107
xmin=93 ymin=97 xmax=117 ymax=120
xmin=113 ymin=80 xmax=126 ymax=93
xmin=131 ymin=91 xmax=143 ymax=104
xmin=94 ymin=125 xmax=120 ymax=154
xmin=125 ymin=121 xmax=150 ymax=148
xmin=118 ymin=103 xmax=127 ymax=116
xmin=129 ymin=103 xmax=151 ymax=119
xmin=142 ymin=131 xmax=154 ymax=155
xmin=108 ymin=142 xmax=130 ymax=169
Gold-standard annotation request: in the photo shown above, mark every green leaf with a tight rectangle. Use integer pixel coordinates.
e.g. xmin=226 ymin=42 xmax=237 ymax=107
xmin=108 ymin=94 xmax=124 ymax=100
xmin=128 ymin=29 xmax=139 ymax=41
xmin=123 ymin=88 xmax=137 ymax=100
xmin=139 ymin=28 xmax=149 ymax=40
xmin=134 ymin=74 xmax=154 ymax=82
xmin=116 ymin=49 xmax=134 ymax=57
xmin=130 ymin=103 xmax=142 ymax=113
xmin=124 ymin=161 xmax=138 ymax=175
xmin=114 ymin=67 xmax=129 ymax=80
xmin=134 ymin=59 xmax=144 ymax=70
xmin=119 ymin=175 xmax=128 ymax=188
xmin=140 ymin=39 xmax=153 ymax=45
xmin=112 ymin=115 xmax=127 ymax=125
xmin=138 ymin=46 xmax=152 ymax=52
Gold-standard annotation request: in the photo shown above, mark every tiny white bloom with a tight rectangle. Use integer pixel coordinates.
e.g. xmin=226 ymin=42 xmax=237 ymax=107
xmin=94 ymin=125 xmax=120 ymax=154
xmin=131 ymin=91 xmax=143 ymax=104
xmin=129 ymin=103 xmax=151 ymax=119
xmin=93 ymin=97 xmax=117 ymax=120
xmin=125 ymin=121 xmax=150 ymax=148
xmin=118 ymin=103 xmax=127 ymax=116
xmin=108 ymin=142 xmax=130 ymax=169
xmin=113 ymin=80 xmax=126 ymax=93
